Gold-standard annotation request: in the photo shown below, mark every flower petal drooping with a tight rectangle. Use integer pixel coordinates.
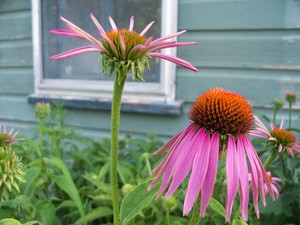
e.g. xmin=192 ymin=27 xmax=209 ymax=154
xmin=149 ymin=87 xmax=274 ymax=222
xmin=251 ymin=116 xmax=300 ymax=157
xmin=50 ymin=14 xmax=198 ymax=82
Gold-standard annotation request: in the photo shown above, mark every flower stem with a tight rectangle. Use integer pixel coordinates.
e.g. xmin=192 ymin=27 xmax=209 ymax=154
xmin=166 ymin=208 xmax=171 ymax=225
xmin=263 ymin=152 xmax=277 ymax=170
xmin=288 ymin=102 xmax=292 ymax=129
xmin=38 ymin=117 xmax=49 ymax=200
xmin=190 ymin=195 xmax=201 ymax=225
xmin=273 ymin=109 xmax=278 ymax=125
xmin=0 ymin=186 xmax=5 ymax=209
xmin=111 ymin=78 xmax=126 ymax=225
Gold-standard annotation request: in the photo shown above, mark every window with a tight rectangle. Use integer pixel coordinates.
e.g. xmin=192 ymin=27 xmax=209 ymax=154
xmin=31 ymin=0 xmax=179 ymax=106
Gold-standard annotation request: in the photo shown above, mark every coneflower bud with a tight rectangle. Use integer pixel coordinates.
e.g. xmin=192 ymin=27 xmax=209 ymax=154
xmin=162 ymin=196 xmax=177 ymax=212
xmin=35 ymin=102 xmax=51 ymax=119
xmin=272 ymin=99 xmax=284 ymax=111
xmin=122 ymin=183 xmax=134 ymax=195
xmin=285 ymin=91 xmax=298 ymax=105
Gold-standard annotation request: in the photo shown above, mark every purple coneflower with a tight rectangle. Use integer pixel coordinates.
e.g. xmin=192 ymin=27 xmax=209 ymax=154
xmin=266 ymin=172 xmax=281 ymax=199
xmin=49 ymin=14 xmax=198 ymax=81
xmin=148 ymin=88 xmax=274 ymax=222
xmin=249 ymin=171 xmax=281 ymax=199
xmin=0 ymin=125 xmax=22 ymax=148
xmin=251 ymin=117 xmax=300 ymax=157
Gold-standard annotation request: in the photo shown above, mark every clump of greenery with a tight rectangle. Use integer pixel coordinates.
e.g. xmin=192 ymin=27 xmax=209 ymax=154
xmin=1 ymin=96 xmax=299 ymax=225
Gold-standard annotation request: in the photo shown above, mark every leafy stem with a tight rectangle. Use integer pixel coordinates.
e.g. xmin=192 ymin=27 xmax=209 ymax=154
xmin=38 ymin=117 xmax=49 ymax=200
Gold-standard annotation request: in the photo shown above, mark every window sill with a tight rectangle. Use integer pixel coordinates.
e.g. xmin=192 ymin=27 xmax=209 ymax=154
xmin=28 ymin=94 xmax=184 ymax=116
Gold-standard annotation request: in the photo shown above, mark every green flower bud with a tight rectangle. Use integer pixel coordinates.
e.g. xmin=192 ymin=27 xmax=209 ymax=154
xmin=162 ymin=196 xmax=177 ymax=212
xmin=122 ymin=183 xmax=134 ymax=195
xmin=142 ymin=152 xmax=150 ymax=160
xmin=285 ymin=91 xmax=298 ymax=105
xmin=272 ymin=99 xmax=284 ymax=110
xmin=35 ymin=102 xmax=51 ymax=119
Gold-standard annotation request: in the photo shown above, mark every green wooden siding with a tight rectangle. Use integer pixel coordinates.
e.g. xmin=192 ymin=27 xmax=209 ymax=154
xmin=0 ymin=0 xmax=299 ymax=139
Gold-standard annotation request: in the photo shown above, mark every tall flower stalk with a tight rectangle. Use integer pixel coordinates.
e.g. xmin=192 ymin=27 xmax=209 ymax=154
xmin=50 ymin=14 xmax=198 ymax=225
xmin=35 ymin=102 xmax=51 ymax=200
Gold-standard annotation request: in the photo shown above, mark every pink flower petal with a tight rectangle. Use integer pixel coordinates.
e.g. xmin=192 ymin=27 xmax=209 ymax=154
xmin=237 ymin=135 xmax=249 ymax=221
xmin=183 ymin=131 xmax=211 ymax=215
xmin=166 ymin=128 xmax=206 ymax=198
xmin=151 ymin=30 xmax=187 ymax=45
xmin=129 ymin=16 xmax=134 ymax=31
xmin=152 ymin=132 xmax=182 ymax=155
xmin=90 ymin=13 xmax=106 ymax=36
xmin=225 ymin=136 xmax=239 ymax=222
xmin=156 ymin=125 xmax=198 ymax=198
xmin=60 ymin=16 xmax=104 ymax=50
xmin=140 ymin=21 xmax=155 ymax=36
xmin=108 ymin=16 xmax=118 ymax=31
xmin=200 ymin=132 xmax=220 ymax=217
xmin=148 ymin=52 xmax=198 ymax=72
xmin=285 ymin=147 xmax=294 ymax=157
xmin=49 ymin=46 xmax=101 ymax=60
xmin=50 ymin=29 xmax=86 ymax=40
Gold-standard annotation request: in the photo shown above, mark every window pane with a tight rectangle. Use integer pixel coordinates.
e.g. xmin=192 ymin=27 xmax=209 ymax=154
xmin=42 ymin=0 xmax=161 ymax=82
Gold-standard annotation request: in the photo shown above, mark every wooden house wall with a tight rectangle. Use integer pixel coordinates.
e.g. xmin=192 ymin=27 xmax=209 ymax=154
xmin=0 ymin=0 xmax=299 ymax=140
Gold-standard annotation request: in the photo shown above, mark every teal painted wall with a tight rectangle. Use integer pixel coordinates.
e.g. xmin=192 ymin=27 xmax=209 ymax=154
xmin=0 ymin=0 xmax=299 ymax=139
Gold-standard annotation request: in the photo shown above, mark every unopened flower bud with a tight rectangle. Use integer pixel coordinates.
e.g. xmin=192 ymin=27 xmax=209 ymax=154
xmin=272 ymin=99 xmax=284 ymax=110
xmin=285 ymin=91 xmax=298 ymax=105
xmin=35 ymin=102 xmax=51 ymax=119
xmin=122 ymin=183 xmax=134 ymax=195
xmin=162 ymin=196 xmax=177 ymax=212
xmin=142 ymin=152 xmax=150 ymax=160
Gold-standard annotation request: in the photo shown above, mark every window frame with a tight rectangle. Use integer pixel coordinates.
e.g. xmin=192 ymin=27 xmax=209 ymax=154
xmin=32 ymin=0 xmax=178 ymax=104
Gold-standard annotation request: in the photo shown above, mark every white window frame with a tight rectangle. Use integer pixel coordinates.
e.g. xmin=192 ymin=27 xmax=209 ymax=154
xmin=32 ymin=0 xmax=178 ymax=104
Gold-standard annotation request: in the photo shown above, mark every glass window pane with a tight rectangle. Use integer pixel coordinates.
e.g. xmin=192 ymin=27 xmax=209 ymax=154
xmin=41 ymin=0 xmax=161 ymax=83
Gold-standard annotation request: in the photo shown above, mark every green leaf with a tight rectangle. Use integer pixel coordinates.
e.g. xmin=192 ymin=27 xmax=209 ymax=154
xmin=74 ymin=207 xmax=113 ymax=225
xmin=232 ymin=218 xmax=248 ymax=225
xmin=120 ymin=179 xmax=157 ymax=225
xmin=0 ymin=218 xmax=22 ymax=225
xmin=39 ymin=202 xmax=56 ymax=225
xmin=22 ymin=221 xmax=42 ymax=225
xmin=208 ymin=198 xmax=225 ymax=218
xmin=46 ymin=157 xmax=85 ymax=217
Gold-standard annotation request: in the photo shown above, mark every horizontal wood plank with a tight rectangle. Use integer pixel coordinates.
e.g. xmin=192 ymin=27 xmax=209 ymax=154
xmin=0 ymin=68 xmax=34 ymax=94
xmin=0 ymin=40 xmax=32 ymax=67
xmin=0 ymin=11 xmax=32 ymax=40
xmin=178 ymin=30 xmax=300 ymax=69
xmin=176 ymin=68 xmax=300 ymax=105
xmin=0 ymin=0 xmax=31 ymax=13
xmin=179 ymin=0 xmax=300 ymax=30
